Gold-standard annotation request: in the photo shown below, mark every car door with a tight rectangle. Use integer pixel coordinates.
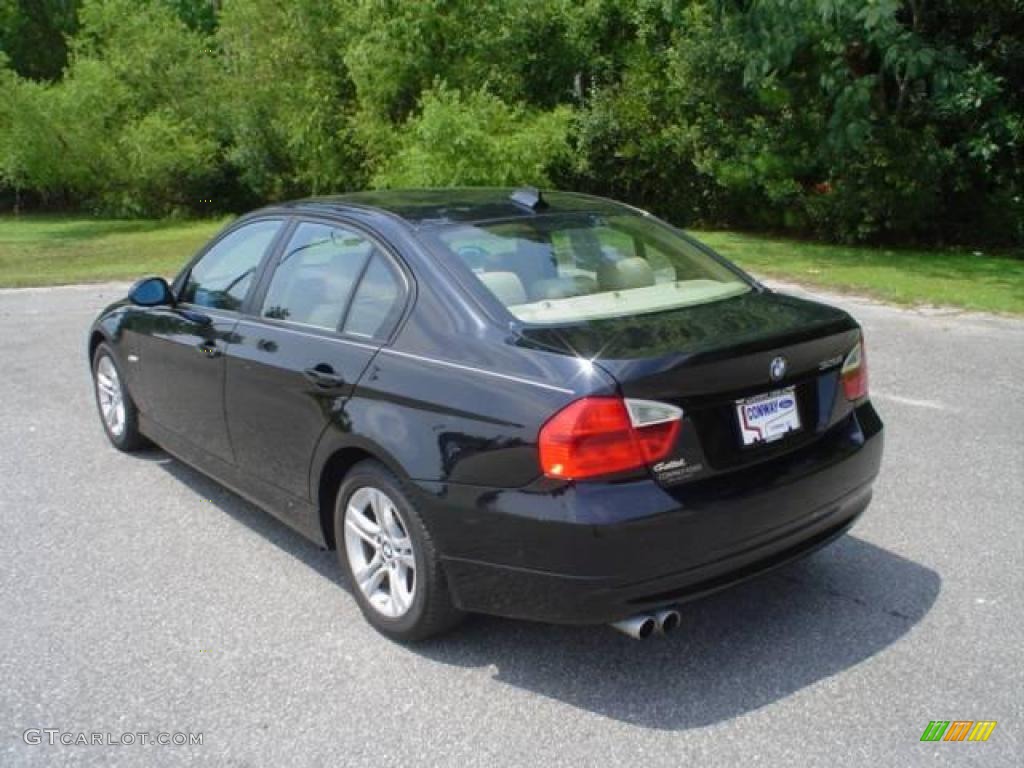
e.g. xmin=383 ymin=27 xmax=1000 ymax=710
xmin=132 ymin=218 xmax=284 ymax=463
xmin=224 ymin=218 xmax=409 ymax=500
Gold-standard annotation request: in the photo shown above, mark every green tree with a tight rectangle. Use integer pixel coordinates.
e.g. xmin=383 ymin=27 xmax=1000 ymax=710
xmin=0 ymin=0 xmax=79 ymax=80
xmin=718 ymin=0 xmax=1024 ymax=243
xmin=0 ymin=0 xmax=222 ymax=214
xmin=373 ymin=83 xmax=572 ymax=188
xmin=344 ymin=0 xmax=584 ymax=121
xmin=0 ymin=0 xmax=1021 ymax=245
xmin=216 ymin=0 xmax=363 ymax=201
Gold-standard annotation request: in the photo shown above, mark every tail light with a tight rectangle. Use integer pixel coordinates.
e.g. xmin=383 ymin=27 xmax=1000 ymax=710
xmin=539 ymin=397 xmax=683 ymax=480
xmin=841 ymin=338 xmax=869 ymax=402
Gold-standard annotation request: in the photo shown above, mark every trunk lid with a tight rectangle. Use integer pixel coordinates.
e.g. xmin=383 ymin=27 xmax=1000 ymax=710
xmin=519 ymin=290 xmax=862 ymax=482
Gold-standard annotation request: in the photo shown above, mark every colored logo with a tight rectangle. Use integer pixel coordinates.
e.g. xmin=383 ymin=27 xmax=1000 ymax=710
xmin=769 ymin=356 xmax=787 ymax=382
xmin=920 ymin=721 xmax=997 ymax=742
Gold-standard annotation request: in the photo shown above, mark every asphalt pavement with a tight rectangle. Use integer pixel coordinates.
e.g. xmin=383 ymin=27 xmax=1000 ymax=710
xmin=1 ymin=280 xmax=1021 ymax=767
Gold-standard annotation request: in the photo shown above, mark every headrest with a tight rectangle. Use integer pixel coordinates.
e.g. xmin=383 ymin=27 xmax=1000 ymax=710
xmin=529 ymin=275 xmax=598 ymax=301
xmin=478 ymin=271 xmax=527 ymax=306
xmin=597 ymin=257 xmax=655 ymax=290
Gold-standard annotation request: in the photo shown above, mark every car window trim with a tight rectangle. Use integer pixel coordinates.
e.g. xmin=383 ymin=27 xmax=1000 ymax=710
xmin=246 ymin=213 xmax=413 ymax=346
xmin=234 ymin=315 xmax=381 ymax=352
xmin=340 ymin=249 xmax=410 ymax=340
xmin=335 ymin=245 xmax=377 ymax=334
xmin=240 ymin=218 xmax=296 ymax=317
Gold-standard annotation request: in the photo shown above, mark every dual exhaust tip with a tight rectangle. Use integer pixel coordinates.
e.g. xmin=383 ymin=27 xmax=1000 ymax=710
xmin=611 ymin=608 xmax=681 ymax=640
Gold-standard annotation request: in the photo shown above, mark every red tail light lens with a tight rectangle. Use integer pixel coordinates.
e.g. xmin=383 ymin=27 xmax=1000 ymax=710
xmin=842 ymin=338 xmax=869 ymax=401
xmin=539 ymin=397 xmax=682 ymax=480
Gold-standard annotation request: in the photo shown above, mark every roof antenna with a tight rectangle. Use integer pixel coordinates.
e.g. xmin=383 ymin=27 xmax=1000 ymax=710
xmin=510 ymin=186 xmax=548 ymax=211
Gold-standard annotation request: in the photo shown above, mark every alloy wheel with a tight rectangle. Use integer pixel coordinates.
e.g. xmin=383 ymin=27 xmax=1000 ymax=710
xmin=343 ymin=486 xmax=417 ymax=618
xmin=95 ymin=356 xmax=126 ymax=438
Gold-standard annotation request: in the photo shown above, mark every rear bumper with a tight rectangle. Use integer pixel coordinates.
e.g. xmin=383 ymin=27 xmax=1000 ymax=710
xmin=415 ymin=402 xmax=884 ymax=625
xmin=443 ymin=484 xmax=871 ymax=624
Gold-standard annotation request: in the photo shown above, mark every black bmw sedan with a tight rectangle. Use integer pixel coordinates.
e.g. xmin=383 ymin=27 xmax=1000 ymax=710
xmin=88 ymin=188 xmax=883 ymax=641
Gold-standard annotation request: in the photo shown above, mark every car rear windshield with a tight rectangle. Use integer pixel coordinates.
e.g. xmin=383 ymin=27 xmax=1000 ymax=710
xmin=425 ymin=213 xmax=751 ymax=324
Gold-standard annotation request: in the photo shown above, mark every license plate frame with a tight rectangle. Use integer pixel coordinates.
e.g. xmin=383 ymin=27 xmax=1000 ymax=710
xmin=736 ymin=387 xmax=801 ymax=447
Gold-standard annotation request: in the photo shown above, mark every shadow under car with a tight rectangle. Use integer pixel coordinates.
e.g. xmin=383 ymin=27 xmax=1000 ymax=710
xmin=152 ymin=450 xmax=939 ymax=730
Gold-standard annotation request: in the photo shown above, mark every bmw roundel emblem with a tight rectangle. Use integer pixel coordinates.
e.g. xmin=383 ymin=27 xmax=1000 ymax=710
xmin=769 ymin=356 xmax=787 ymax=382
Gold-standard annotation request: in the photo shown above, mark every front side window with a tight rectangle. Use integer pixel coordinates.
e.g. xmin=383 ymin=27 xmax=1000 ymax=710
xmin=261 ymin=222 xmax=377 ymax=331
xmin=425 ymin=213 xmax=751 ymax=324
xmin=181 ymin=220 xmax=282 ymax=310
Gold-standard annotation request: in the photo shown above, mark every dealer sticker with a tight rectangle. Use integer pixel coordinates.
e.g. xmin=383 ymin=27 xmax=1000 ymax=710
xmin=736 ymin=387 xmax=801 ymax=446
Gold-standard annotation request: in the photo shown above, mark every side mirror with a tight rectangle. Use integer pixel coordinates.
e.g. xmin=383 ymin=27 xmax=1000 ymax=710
xmin=128 ymin=276 xmax=174 ymax=307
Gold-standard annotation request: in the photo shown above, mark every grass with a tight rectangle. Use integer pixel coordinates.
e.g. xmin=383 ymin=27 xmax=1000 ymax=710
xmin=0 ymin=214 xmax=1020 ymax=315
xmin=0 ymin=215 xmax=230 ymax=287
xmin=695 ymin=230 xmax=1024 ymax=315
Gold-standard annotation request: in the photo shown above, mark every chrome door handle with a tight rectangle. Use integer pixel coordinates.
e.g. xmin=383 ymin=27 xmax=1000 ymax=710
xmin=303 ymin=364 xmax=345 ymax=388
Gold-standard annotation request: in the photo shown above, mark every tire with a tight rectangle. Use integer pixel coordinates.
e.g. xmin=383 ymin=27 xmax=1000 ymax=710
xmin=334 ymin=460 xmax=463 ymax=641
xmin=92 ymin=342 xmax=148 ymax=452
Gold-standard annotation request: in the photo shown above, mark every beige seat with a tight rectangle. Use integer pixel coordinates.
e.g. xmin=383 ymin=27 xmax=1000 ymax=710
xmin=597 ymin=257 xmax=655 ymax=291
xmin=478 ymin=271 xmax=527 ymax=306
xmin=283 ymin=250 xmax=364 ymax=329
xmin=529 ymin=275 xmax=598 ymax=301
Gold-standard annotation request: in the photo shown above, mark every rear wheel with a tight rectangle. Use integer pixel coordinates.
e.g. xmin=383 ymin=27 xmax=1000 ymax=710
xmin=334 ymin=460 xmax=462 ymax=641
xmin=92 ymin=343 xmax=147 ymax=452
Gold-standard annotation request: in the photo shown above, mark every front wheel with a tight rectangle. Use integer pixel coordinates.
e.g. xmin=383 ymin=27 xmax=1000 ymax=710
xmin=334 ymin=460 xmax=463 ymax=641
xmin=92 ymin=343 xmax=147 ymax=452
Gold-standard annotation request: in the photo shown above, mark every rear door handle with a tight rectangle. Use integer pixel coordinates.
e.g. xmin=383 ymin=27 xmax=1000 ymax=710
xmin=303 ymin=364 xmax=345 ymax=389
xmin=197 ymin=342 xmax=221 ymax=358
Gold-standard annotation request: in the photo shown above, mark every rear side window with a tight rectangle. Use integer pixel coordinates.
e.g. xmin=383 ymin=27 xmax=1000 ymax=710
xmin=261 ymin=222 xmax=401 ymax=334
xmin=343 ymin=254 xmax=404 ymax=338
xmin=181 ymin=220 xmax=281 ymax=310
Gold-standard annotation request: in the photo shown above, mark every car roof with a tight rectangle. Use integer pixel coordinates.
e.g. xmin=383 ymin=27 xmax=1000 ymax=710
xmin=270 ymin=188 xmax=639 ymax=229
